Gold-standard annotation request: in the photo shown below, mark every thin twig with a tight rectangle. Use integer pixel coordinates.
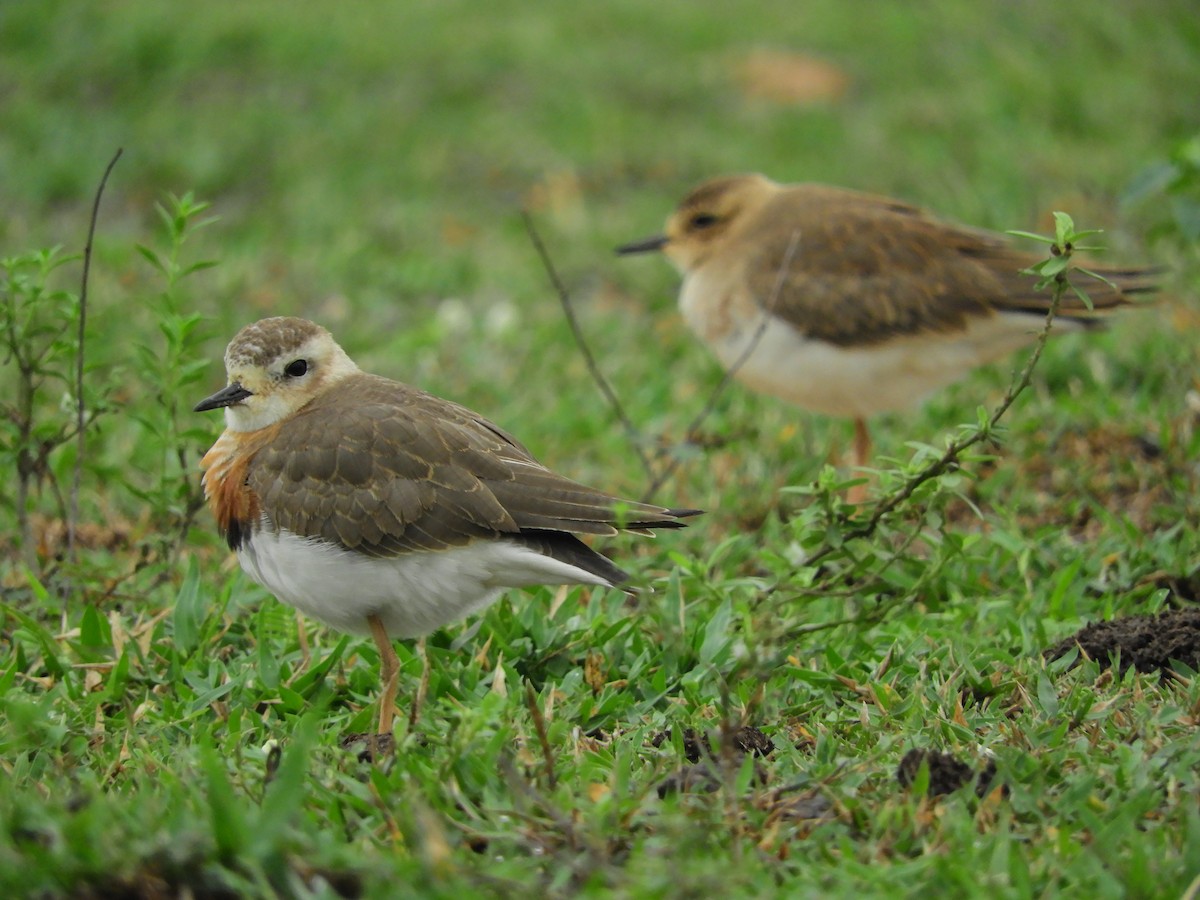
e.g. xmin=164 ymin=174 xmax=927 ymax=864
xmin=641 ymin=229 xmax=802 ymax=503
xmin=523 ymin=680 xmax=558 ymax=790
xmin=521 ymin=210 xmax=655 ymax=479
xmin=68 ymin=147 xmax=123 ymax=562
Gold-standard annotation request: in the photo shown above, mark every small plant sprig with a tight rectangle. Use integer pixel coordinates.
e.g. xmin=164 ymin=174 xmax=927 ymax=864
xmin=1008 ymin=211 xmax=1112 ymax=308
xmin=769 ymin=213 xmax=1109 ymax=616
xmin=129 ymin=192 xmax=219 ymax=572
xmin=0 ymin=151 xmax=122 ymax=615
xmin=0 ymin=247 xmax=86 ymax=571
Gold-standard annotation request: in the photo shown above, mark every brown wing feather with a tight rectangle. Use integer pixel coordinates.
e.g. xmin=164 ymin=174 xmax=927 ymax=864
xmin=744 ymin=185 xmax=1148 ymax=347
xmin=247 ymin=373 xmax=697 ymax=557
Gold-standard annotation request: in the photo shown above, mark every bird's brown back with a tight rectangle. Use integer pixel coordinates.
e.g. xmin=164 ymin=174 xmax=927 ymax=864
xmin=246 ymin=374 xmax=697 ymax=557
xmin=741 ymin=184 xmax=1154 ymax=347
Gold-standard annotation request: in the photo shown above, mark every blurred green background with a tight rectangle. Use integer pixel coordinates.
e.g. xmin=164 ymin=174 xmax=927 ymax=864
xmin=2 ymin=2 xmax=1199 ymax=894
xmin=4 ymin=0 xmax=1197 ymax=508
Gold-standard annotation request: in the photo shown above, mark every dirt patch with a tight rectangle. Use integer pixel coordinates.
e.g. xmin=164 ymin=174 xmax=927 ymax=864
xmin=945 ymin=422 xmax=1192 ymax=537
xmin=339 ymin=732 xmax=396 ymax=762
xmin=652 ymin=726 xmax=775 ymax=797
xmin=1045 ymin=608 xmax=1200 ymax=676
xmin=760 ymin=788 xmax=836 ymax=825
xmin=896 ymin=748 xmax=998 ymax=798
xmin=650 ymin=725 xmax=775 ymax=763
xmin=656 ymin=764 xmax=727 ymax=797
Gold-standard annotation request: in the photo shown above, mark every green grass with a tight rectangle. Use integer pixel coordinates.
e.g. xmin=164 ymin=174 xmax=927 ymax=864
xmin=2 ymin=0 xmax=1199 ymax=896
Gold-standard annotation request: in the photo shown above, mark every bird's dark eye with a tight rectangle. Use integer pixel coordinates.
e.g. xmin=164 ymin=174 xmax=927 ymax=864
xmin=689 ymin=213 xmax=719 ymax=230
xmin=284 ymin=359 xmax=308 ymax=377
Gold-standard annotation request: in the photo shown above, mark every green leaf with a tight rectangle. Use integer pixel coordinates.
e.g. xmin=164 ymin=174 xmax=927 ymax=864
xmin=189 ymin=681 xmax=238 ymax=714
xmin=288 ymin=635 xmax=351 ymax=695
xmin=172 ymin=556 xmax=205 ymax=656
xmin=909 ymin=756 xmax=931 ymax=797
xmin=275 ymin=684 xmax=308 ymax=714
xmin=250 ymin=716 xmax=318 ymax=862
xmin=1005 ymin=229 xmax=1056 ymax=245
xmin=1070 ymin=282 xmax=1096 ymax=311
xmin=1076 ymin=265 xmax=1118 ymax=292
xmin=697 ymin=599 xmax=733 ymax=665
xmin=5 ymin=576 xmax=67 ymax=679
xmin=1039 ymin=256 xmax=1070 ymax=277
xmin=104 ymin=647 xmax=132 ymax=703
xmin=200 ymin=738 xmax=250 ymax=865
xmin=135 ymin=243 xmax=166 ymax=274
xmin=182 ymin=259 xmax=219 ymax=276
xmin=78 ymin=604 xmax=112 ymax=657
xmin=1052 ymin=211 xmax=1076 ymax=245
xmin=256 ymin=631 xmax=281 ymax=692
xmin=1036 ymin=673 xmax=1060 ymax=718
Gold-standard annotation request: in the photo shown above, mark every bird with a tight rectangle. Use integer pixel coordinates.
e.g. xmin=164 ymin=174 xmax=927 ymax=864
xmin=617 ymin=173 xmax=1155 ymax=498
xmin=195 ymin=316 xmax=700 ymax=739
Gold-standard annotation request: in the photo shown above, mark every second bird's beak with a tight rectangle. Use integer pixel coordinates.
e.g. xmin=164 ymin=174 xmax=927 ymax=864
xmin=615 ymin=234 xmax=669 ymax=255
xmin=194 ymin=382 xmax=254 ymax=412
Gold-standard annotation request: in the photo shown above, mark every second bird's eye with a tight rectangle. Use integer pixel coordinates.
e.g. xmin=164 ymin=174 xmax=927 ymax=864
xmin=689 ymin=213 xmax=719 ymax=230
xmin=284 ymin=359 xmax=308 ymax=377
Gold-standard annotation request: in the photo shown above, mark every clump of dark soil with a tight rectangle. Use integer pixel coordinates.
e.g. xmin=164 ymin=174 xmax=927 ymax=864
xmin=652 ymin=726 xmax=775 ymax=797
xmin=761 ymin=788 xmax=836 ymax=825
xmin=896 ymin=748 xmax=998 ymax=798
xmin=339 ymin=732 xmax=396 ymax=762
xmin=1045 ymin=608 xmax=1200 ymax=676
xmin=650 ymin=726 xmax=776 ymax=763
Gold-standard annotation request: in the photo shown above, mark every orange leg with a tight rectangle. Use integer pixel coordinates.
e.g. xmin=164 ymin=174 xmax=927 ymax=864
xmin=847 ymin=417 xmax=873 ymax=505
xmin=367 ymin=614 xmax=399 ymax=737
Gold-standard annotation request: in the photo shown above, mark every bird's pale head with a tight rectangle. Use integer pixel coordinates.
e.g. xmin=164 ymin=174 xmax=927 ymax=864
xmin=194 ymin=317 xmax=360 ymax=432
xmin=616 ymin=173 xmax=779 ymax=273
xmin=661 ymin=174 xmax=778 ymax=270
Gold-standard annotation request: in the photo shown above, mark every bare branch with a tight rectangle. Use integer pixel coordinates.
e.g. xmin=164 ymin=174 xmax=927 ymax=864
xmin=68 ymin=147 xmax=123 ymax=562
xmin=523 ymin=211 xmax=662 ymax=482
xmin=523 ymin=680 xmax=557 ymax=790
xmin=521 ymin=211 xmax=656 ymax=481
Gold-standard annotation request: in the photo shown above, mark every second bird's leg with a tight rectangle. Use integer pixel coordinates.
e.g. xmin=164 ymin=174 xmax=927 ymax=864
xmin=847 ymin=417 xmax=873 ymax=505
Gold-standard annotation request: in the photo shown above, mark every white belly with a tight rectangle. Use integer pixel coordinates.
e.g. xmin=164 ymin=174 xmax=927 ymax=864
xmin=683 ymin=296 xmax=1076 ymax=419
xmin=237 ymin=528 xmax=609 ymax=638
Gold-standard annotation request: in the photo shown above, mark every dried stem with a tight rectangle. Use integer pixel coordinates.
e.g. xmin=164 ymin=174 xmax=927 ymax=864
xmin=521 ymin=211 xmax=655 ymax=480
xmin=523 ymin=680 xmax=558 ymax=790
xmin=68 ymin=147 xmax=123 ymax=562
xmin=526 ymin=214 xmax=803 ymax=505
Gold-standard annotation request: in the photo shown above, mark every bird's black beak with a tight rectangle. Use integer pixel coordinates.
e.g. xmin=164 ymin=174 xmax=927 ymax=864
xmin=615 ymin=234 xmax=669 ymax=255
xmin=194 ymin=382 xmax=253 ymax=412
